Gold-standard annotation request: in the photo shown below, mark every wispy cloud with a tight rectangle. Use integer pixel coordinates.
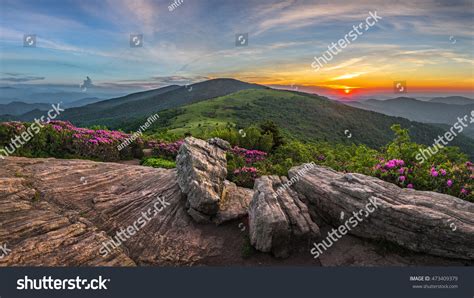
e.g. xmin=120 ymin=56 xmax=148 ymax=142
xmin=329 ymin=72 xmax=366 ymax=81
xmin=0 ymin=73 xmax=45 ymax=82
xmin=0 ymin=0 xmax=472 ymax=94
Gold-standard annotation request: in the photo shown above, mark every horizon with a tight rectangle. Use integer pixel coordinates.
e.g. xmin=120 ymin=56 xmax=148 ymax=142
xmin=1 ymin=77 xmax=474 ymax=102
xmin=0 ymin=0 xmax=473 ymax=100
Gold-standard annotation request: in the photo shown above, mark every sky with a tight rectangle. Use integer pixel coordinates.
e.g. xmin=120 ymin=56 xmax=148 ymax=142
xmin=0 ymin=0 xmax=473 ymax=99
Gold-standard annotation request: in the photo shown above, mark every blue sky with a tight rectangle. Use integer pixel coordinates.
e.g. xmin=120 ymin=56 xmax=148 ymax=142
xmin=0 ymin=0 xmax=473 ymax=97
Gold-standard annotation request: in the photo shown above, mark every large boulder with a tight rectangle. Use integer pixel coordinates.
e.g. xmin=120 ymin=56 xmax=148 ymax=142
xmin=249 ymin=175 xmax=320 ymax=258
xmin=176 ymin=137 xmax=228 ymax=222
xmin=208 ymin=137 xmax=231 ymax=151
xmin=289 ymin=164 xmax=474 ymax=260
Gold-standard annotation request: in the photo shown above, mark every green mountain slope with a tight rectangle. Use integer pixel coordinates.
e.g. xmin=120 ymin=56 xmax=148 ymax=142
xmin=57 ymin=78 xmax=267 ymax=127
xmin=144 ymin=89 xmax=474 ymax=156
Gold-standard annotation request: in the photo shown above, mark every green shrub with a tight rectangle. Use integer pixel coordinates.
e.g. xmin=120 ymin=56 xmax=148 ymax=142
xmin=0 ymin=121 xmax=143 ymax=162
xmin=223 ymin=124 xmax=472 ymax=201
xmin=141 ymin=157 xmax=176 ymax=169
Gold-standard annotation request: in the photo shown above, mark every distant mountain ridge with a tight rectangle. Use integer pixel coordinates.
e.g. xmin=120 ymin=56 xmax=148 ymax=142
xmin=56 ymin=78 xmax=267 ymax=127
xmin=0 ymin=101 xmax=51 ymax=115
xmin=2 ymin=79 xmax=473 ymax=157
xmin=0 ymin=98 xmax=104 ymax=117
xmin=429 ymin=96 xmax=474 ymax=105
xmin=344 ymin=97 xmax=474 ymax=138
xmin=122 ymin=88 xmax=474 ymax=158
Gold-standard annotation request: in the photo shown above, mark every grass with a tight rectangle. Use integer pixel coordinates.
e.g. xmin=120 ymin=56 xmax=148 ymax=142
xmin=165 ymin=89 xmax=285 ymax=135
xmin=140 ymin=157 xmax=176 ymax=169
xmin=143 ymin=89 xmax=474 ymax=158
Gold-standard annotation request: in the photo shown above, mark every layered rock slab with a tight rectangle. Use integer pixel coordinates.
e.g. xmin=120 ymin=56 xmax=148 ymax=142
xmin=249 ymin=175 xmax=320 ymax=258
xmin=289 ymin=164 xmax=474 ymax=260
xmin=0 ymin=157 xmax=225 ymax=266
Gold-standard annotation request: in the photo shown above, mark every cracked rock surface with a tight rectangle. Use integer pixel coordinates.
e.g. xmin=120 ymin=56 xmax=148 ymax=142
xmin=249 ymin=175 xmax=320 ymax=258
xmin=289 ymin=164 xmax=474 ymax=260
xmin=0 ymin=157 xmax=224 ymax=266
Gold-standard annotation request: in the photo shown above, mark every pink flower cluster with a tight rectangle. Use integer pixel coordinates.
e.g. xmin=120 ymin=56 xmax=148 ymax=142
xmin=384 ymin=159 xmax=404 ymax=169
xmin=232 ymin=166 xmax=259 ymax=188
xmin=231 ymin=146 xmax=267 ymax=164
xmin=374 ymin=159 xmax=405 ymax=173
xmin=430 ymin=167 xmax=448 ymax=177
xmin=150 ymin=140 xmax=184 ymax=158
xmin=48 ymin=120 xmax=130 ymax=145
xmin=233 ymin=166 xmax=258 ymax=177
xmin=374 ymin=159 xmax=413 ymax=188
xmin=1 ymin=121 xmax=25 ymax=132
xmin=430 ymin=167 xmax=454 ymax=187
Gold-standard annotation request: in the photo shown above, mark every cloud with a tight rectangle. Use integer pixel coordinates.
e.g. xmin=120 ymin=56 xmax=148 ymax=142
xmin=323 ymin=57 xmax=366 ymax=71
xmin=252 ymin=0 xmax=473 ymax=37
xmin=149 ymin=75 xmax=209 ymax=85
xmin=0 ymin=73 xmax=45 ymax=82
xmin=329 ymin=72 xmax=366 ymax=81
xmin=79 ymin=76 xmax=94 ymax=90
xmin=100 ymin=75 xmax=209 ymax=89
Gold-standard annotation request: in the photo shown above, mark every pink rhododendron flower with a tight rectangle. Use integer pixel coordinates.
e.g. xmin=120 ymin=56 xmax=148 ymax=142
xmin=233 ymin=167 xmax=258 ymax=177
xmin=231 ymin=146 xmax=267 ymax=164
xmin=395 ymin=159 xmax=404 ymax=166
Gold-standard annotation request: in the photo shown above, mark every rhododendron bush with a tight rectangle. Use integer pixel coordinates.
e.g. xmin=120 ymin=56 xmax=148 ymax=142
xmin=148 ymin=139 xmax=184 ymax=159
xmin=225 ymin=125 xmax=472 ymax=201
xmin=1 ymin=120 xmax=472 ymax=202
xmin=226 ymin=146 xmax=267 ymax=188
xmin=232 ymin=166 xmax=259 ymax=188
xmin=0 ymin=121 xmax=143 ymax=161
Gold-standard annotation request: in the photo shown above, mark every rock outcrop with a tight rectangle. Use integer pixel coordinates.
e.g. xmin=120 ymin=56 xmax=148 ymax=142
xmin=0 ymin=157 xmax=225 ymax=266
xmin=1 ymin=143 xmax=472 ymax=266
xmin=215 ymin=180 xmax=253 ymax=224
xmin=249 ymin=176 xmax=320 ymax=258
xmin=289 ymin=164 xmax=474 ymax=260
xmin=176 ymin=137 xmax=254 ymax=224
xmin=208 ymin=137 xmax=231 ymax=151
xmin=176 ymin=137 xmax=228 ymax=222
